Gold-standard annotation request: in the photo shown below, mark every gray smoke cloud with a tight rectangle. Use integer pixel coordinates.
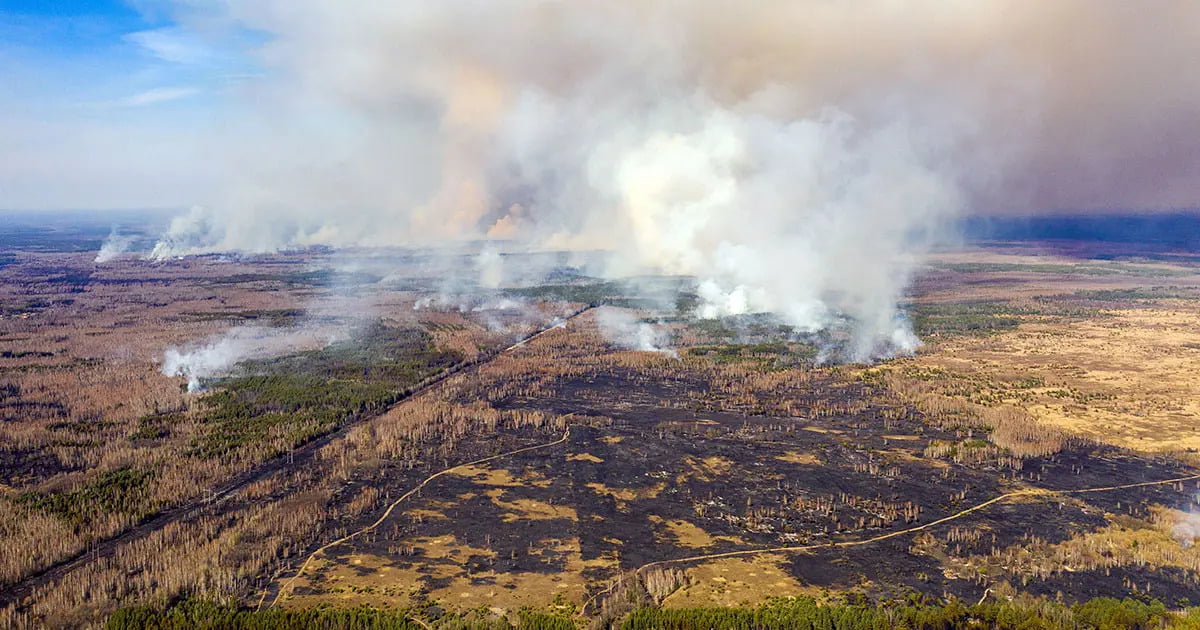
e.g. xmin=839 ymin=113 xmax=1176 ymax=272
xmin=147 ymin=1 xmax=1200 ymax=360
xmin=1171 ymin=505 xmax=1200 ymax=549
xmin=162 ymin=326 xmax=286 ymax=393
xmin=161 ymin=320 xmax=351 ymax=392
xmin=594 ymin=307 xmax=676 ymax=357
xmin=95 ymin=227 xmax=137 ymax=263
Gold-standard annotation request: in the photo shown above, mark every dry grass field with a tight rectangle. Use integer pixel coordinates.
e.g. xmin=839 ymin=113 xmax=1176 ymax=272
xmin=896 ymin=250 xmax=1200 ymax=452
xmin=2 ymin=235 xmax=1200 ymax=628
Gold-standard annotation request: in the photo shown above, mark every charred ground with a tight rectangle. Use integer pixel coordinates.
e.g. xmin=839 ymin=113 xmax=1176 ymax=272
xmin=1 ymin=232 xmax=1200 ymax=627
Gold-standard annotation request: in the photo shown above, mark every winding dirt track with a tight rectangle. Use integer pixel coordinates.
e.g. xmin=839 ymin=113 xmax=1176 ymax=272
xmin=266 ymin=426 xmax=575 ymax=608
xmin=9 ymin=300 xmax=1196 ymax=616
xmin=259 ymin=397 xmax=1200 ymax=617
xmin=581 ymin=472 xmax=1200 ymax=612
xmin=0 ymin=306 xmax=594 ymax=610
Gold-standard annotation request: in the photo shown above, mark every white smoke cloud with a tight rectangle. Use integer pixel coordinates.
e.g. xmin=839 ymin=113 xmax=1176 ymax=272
xmin=594 ymin=307 xmax=676 ymax=357
xmin=162 ymin=332 xmax=251 ymax=393
xmin=95 ymin=228 xmax=137 ymax=263
xmin=1172 ymin=507 xmax=1200 ymax=549
xmin=145 ymin=1 xmax=1200 ymax=359
xmin=161 ymin=324 xmax=346 ymax=392
xmin=476 ymin=245 xmax=504 ymax=289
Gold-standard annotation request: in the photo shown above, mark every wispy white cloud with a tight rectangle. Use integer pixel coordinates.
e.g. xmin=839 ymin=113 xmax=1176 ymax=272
xmin=0 ymin=4 xmax=232 ymax=211
xmin=116 ymin=86 xmax=202 ymax=107
xmin=124 ymin=27 xmax=213 ymax=64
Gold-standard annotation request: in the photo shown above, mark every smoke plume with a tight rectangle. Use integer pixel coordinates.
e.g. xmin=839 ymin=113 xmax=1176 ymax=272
xmin=149 ymin=1 xmax=1200 ymax=359
xmin=95 ymin=228 xmax=137 ymax=263
xmin=161 ymin=324 xmax=346 ymax=392
xmin=594 ymin=307 xmax=676 ymax=357
xmin=1171 ymin=506 xmax=1200 ymax=548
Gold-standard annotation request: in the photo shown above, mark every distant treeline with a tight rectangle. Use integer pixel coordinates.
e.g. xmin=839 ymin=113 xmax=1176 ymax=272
xmin=108 ymin=595 xmax=1199 ymax=630
xmin=621 ymin=596 xmax=1176 ymax=630
xmin=107 ymin=599 xmax=574 ymax=630
xmin=961 ymin=212 xmax=1200 ymax=250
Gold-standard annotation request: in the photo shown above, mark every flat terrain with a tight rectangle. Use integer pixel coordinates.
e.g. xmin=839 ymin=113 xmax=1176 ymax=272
xmin=1 ymin=225 xmax=1200 ymax=628
xmin=269 ymin=311 xmax=1200 ymax=615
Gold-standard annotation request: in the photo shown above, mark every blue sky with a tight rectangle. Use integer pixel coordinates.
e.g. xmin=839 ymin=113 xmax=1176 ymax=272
xmin=0 ymin=0 xmax=260 ymax=210
xmin=1 ymin=0 xmax=263 ymax=100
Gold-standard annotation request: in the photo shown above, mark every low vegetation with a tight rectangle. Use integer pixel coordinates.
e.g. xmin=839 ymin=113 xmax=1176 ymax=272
xmin=2 ymin=244 xmax=1200 ymax=629
xmin=622 ymin=596 xmax=1174 ymax=630
xmin=15 ymin=466 xmax=155 ymax=526
xmin=108 ymin=599 xmax=579 ymax=630
xmin=910 ymin=301 xmax=1023 ymax=338
xmin=686 ymin=342 xmax=817 ymax=370
xmin=107 ymin=595 xmax=1189 ymax=630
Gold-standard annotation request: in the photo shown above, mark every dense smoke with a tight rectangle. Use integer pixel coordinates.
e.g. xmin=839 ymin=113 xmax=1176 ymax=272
xmin=594 ymin=307 xmax=676 ymax=357
xmin=149 ymin=1 xmax=1200 ymax=359
xmin=95 ymin=228 xmax=136 ymax=263
xmin=161 ymin=323 xmax=348 ymax=392
xmin=1172 ymin=507 xmax=1200 ymax=548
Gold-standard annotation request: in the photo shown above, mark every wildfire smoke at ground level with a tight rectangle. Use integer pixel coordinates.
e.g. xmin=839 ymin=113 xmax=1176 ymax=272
xmin=142 ymin=0 xmax=1200 ymax=360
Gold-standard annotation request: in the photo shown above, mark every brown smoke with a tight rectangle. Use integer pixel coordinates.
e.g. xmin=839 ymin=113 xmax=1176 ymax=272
xmin=151 ymin=0 xmax=1200 ymax=357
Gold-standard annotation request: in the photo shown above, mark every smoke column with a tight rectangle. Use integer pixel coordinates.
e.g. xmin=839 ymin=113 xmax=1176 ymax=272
xmin=161 ymin=320 xmax=352 ymax=392
xmin=594 ymin=307 xmax=676 ymax=357
xmin=95 ymin=227 xmax=136 ymax=263
xmin=161 ymin=327 xmax=278 ymax=393
xmin=150 ymin=1 xmax=1200 ymax=359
